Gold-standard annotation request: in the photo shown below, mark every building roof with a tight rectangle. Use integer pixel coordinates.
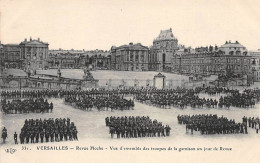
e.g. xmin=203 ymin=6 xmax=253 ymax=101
xmin=175 ymin=49 xmax=185 ymax=55
xmin=20 ymin=38 xmax=48 ymax=46
xmin=220 ymin=41 xmax=246 ymax=48
xmin=249 ymin=50 xmax=260 ymax=57
xmin=154 ymin=28 xmax=176 ymax=42
xmin=3 ymin=44 xmax=20 ymax=51
xmin=4 ymin=44 xmax=20 ymax=47
xmin=116 ymin=43 xmax=149 ymax=50
xmin=154 ymin=72 xmax=165 ymax=78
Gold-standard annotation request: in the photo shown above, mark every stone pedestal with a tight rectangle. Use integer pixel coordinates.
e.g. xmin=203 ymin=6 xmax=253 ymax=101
xmin=81 ymin=68 xmax=99 ymax=89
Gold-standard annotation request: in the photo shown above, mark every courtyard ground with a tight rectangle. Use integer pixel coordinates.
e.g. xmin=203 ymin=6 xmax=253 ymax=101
xmin=1 ymin=69 xmax=260 ymax=162
xmin=1 ymin=94 xmax=260 ymax=162
xmin=1 ymin=94 xmax=259 ymax=145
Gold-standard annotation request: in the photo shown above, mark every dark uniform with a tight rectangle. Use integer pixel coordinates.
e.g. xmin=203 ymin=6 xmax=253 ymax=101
xmin=14 ymin=132 xmax=18 ymax=144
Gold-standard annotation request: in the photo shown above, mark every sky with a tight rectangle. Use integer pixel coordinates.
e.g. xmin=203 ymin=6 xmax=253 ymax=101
xmin=1 ymin=0 xmax=260 ymax=50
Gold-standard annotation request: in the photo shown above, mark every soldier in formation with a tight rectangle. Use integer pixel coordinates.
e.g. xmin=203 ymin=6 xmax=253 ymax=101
xmin=106 ymin=116 xmax=171 ymax=138
xmin=64 ymin=95 xmax=134 ymax=111
xmin=18 ymin=118 xmax=78 ymax=144
xmin=244 ymin=116 xmax=260 ymax=134
xmin=178 ymin=114 xmax=248 ymax=135
xmin=1 ymin=98 xmax=53 ymax=114
xmin=1 ymin=87 xmax=259 ymax=111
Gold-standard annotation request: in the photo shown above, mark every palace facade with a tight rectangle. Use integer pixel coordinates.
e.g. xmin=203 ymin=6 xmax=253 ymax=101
xmin=48 ymin=49 xmax=111 ymax=70
xmin=172 ymin=41 xmax=252 ymax=78
xmin=20 ymin=37 xmax=49 ymax=74
xmin=111 ymin=43 xmax=149 ymax=71
xmin=2 ymin=44 xmax=22 ymax=69
xmin=149 ymin=28 xmax=179 ymax=71
xmin=249 ymin=50 xmax=260 ymax=82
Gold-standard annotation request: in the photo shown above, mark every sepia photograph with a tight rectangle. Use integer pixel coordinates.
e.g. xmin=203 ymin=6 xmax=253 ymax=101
xmin=0 ymin=0 xmax=260 ymax=163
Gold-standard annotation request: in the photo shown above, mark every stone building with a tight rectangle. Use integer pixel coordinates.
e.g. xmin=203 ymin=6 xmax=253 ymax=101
xmin=48 ymin=49 xmax=111 ymax=70
xmin=218 ymin=41 xmax=251 ymax=76
xmin=20 ymin=37 xmax=49 ymax=74
xmin=91 ymin=51 xmax=111 ymax=70
xmin=172 ymin=41 xmax=252 ymax=78
xmin=3 ymin=44 xmax=22 ymax=69
xmin=79 ymin=50 xmax=111 ymax=70
xmin=48 ymin=51 xmax=81 ymax=69
xmin=111 ymin=43 xmax=149 ymax=71
xmin=149 ymin=28 xmax=179 ymax=71
xmin=249 ymin=50 xmax=260 ymax=82
xmin=0 ymin=42 xmax=4 ymax=73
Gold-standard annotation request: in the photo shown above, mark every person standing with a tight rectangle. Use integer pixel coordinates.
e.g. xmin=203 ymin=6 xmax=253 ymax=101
xmin=14 ymin=132 xmax=18 ymax=144
xmin=19 ymin=132 xmax=24 ymax=144
xmin=256 ymin=123 xmax=259 ymax=134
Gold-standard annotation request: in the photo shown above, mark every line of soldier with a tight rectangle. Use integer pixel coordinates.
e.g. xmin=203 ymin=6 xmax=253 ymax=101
xmin=177 ymin=114 xmax=248 ymax=134
xmin=18 ymin=118 xmax=78 ymax=144
xmin=0 ymin=90 xmax=61 ymax=99
xmin=1 ymin=87 xmax=259 ymax=110
xmin=64 ymin=95 xmax=134 ymax=111
xmin=219 ymin=93 xmax=256 ymax=108
xmin=135 ymin=89 xmax=259 ymax=110
xmin=106 ymin=116 xmax=171 ymax=138
xmin=135 ymin=93 xmax=218 ymax=109
xmin=194 ymin=86 xmax=240 ymax=95
xmin=1 ymin=98 xmax=53 ymax=114
xmin=242 ymin=116 xmax=260 ymax=133
xmin=1 ymin=87 xmax=260 ymax=99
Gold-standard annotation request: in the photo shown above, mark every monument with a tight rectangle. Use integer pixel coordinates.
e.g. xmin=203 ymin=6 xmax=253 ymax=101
xmin=81 ymin=68 xmax=99 ymax=89
xmin=153 ymin=73 xmax=166 ymax=89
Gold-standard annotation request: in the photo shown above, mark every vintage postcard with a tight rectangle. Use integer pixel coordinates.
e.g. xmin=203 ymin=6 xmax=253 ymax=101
xmin=0 ymin=0 xmax=260 ymax=163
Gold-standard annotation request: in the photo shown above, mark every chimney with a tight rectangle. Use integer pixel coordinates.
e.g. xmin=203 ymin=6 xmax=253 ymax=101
xmin=129 ymin=42 xmax=133 ymax=45
xmin=25 ymin=38 xmax=27 ymax=42
xmin=229 ymin=40 xmax=231 ymax=43
xmin=30 ymin=37 xmax=32 ymax=41
xmin=38 ymin=37 xmax=40 ymax=41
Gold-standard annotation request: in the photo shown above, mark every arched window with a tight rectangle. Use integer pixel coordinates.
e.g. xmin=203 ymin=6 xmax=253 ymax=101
xmin=236 ymin=51 xmax=241 ymax=55
xmin=229 ymin=51 xmax=234 ymax=55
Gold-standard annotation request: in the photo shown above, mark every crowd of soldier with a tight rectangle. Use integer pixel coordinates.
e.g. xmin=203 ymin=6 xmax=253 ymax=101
xmin=135 ymin=88 xmax=259 ymax=109
xmin=242 ymin=116 xmax=260 ymax=133
xmin=17 ymin=118 xmax=78 ymax=144
xmin=106 ymin=116 xmax=171 ymax=138
xmin=64 ymin=95 xmax=134 ymax=111
xmin=135 ymin=92 xmax=218 ymax=109
xmin=1 ymin=98 xmax=53 ymax=114
xmin=177 ymin=114 xmax=248 ymax=134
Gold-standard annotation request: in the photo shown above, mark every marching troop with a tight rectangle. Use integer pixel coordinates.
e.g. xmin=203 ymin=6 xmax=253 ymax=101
xmin=177 ymin=114 xmax=248 ymax=134
xmin=64 ymin=95 xmax=134 ymax=111
xmin=1 ymin=87 xmax=259 ymax=110
xmin=106 ymin=116 xmax=171 ymax=138
xmin=18 ymin=118 xmax=78 ymax=144
xmin=135 ymin=87 xmax=260 ymax=109
xmin=1 ymin=98 xmax=53 ymax=114
xmin=136 ymin=92 xmax=218 ymax=109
